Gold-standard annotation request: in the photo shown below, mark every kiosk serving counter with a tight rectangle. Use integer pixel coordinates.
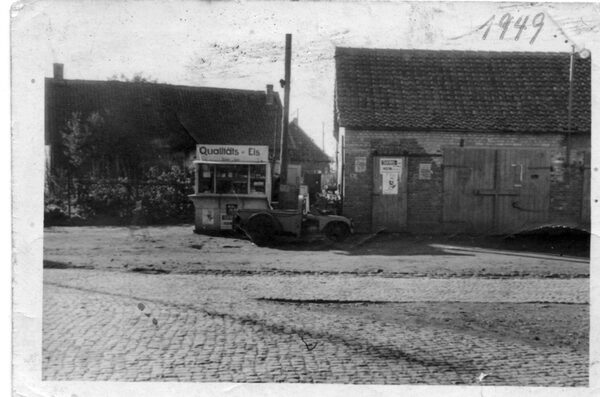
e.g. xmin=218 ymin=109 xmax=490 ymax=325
xmin=189 ymin=144 xmax=272 ymax=233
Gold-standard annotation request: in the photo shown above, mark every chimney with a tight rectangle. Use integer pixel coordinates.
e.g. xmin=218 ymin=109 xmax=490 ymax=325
xmin=53 ymin=63 xmax=64 ymax=80
xmin=266 ymin=84 xmax=274 ymax=105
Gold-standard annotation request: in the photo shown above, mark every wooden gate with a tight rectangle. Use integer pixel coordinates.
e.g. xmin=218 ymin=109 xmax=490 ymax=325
xmin=443 ymin=148 xmax=550 ymax=234
xmin=371 ymin=156 xmax=407 ymax=232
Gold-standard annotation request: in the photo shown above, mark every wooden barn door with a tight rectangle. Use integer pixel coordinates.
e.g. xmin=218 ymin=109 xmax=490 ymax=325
xmin=495 ymin=149 xmax=550 ymax=233
xmin=443 ymin=148 xmax=550 ymax=234
xmin=371 ymin=156 xmax=407 ymax=232
xmin=443 ymin=148 xmax=496 ymax=233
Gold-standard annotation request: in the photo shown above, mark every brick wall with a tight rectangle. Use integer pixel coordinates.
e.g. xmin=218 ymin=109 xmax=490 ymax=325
xmin=342 ymin=129 xmax=590 ymax=233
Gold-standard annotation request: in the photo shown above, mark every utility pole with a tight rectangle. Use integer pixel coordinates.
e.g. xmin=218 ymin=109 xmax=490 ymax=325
xmin=566 ymin=45 xmax=574 ymax=170
xmin=280 ymin=33 xmax=292 ymax=185
xmin=322 ymin=122 xmax=325 ymax=151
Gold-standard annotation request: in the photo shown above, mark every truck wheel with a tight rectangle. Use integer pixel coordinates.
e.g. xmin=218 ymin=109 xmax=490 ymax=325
xmin=247 ymin=215 xmax=275 ymax=246
xmin=325 ymin=222 xmax=350 ymax=242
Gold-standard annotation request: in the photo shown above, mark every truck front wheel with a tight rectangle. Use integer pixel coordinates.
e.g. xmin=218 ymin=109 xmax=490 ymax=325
xmin=324 ymin=222 xmax=350 ymax=242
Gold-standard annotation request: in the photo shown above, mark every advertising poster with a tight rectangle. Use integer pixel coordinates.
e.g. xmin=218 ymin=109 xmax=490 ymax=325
xmin=419 ymin=163 xmax=432 ymax=180
xmin=355 ymin=157 xmax=367 ymax=173
xmin=382 ymin=172 xmax=399 ymax=195
xmin=201 ymin=209 xmax=214 ymax=225
xmin=220 ymin=213 xmax=233 ymax=230
xmin=380 ymin=158 xmax=403 ymax=173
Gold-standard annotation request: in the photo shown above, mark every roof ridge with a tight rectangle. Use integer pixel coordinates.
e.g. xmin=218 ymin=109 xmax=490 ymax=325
xmin=334 ymin=46 xmax=584 ymax=58
xmin=45 ymin=77 xmax=272 ymax=96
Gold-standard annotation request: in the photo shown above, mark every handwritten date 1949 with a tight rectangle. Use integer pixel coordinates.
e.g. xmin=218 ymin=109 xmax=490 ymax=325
xmin=480 ymin=12 xmax=545 ymax=44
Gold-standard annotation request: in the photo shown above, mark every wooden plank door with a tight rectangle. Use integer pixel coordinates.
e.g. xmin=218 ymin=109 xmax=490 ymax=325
xmin=442 ymin=148 xmax=496 ymax=234
xmin=371 ymin=156 xmax=407 ymax=232
xmin=496 ymin=149 xmax=550 ymax=233
xmin=443 ymin=147 xmax=550 ymax=234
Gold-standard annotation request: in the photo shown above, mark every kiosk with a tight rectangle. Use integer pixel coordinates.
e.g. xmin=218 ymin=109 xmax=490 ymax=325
xmin=190 ymin=144 xmax=272 ymax=233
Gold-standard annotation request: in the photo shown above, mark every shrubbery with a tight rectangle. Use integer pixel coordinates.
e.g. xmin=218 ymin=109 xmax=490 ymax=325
xmin=44 ymin=165 xmax=195 ymax=226
xmin=136 ymin=166 xmax=194 ymax=224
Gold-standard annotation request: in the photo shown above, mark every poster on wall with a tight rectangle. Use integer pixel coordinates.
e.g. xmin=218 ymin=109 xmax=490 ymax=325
xmin=419 ymin=163 xmax=432 ymax=180
xmin=201 ymin=209 xmax=215 ymax=225
xmin=220 ymin=213 xmax=233 ymax=230
xmin=355 ymin=157 xmax=366 ymax=173
xmin=380 ymin=158 xmax=403 ymax=173
xmin=382 ymin=172 xmax=399 ymax=195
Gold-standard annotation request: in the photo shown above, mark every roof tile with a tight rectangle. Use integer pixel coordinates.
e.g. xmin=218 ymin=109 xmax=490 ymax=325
xmin=335 ymin=48 xmax=590 ymax=134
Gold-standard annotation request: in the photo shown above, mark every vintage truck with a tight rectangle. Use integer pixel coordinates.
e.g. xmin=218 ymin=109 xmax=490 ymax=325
xmin=232 ymin=196 xmax=353 ymax=246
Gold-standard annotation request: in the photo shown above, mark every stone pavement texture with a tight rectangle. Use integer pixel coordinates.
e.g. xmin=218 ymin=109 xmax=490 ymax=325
xmin=43 ymin=269 xmax=589 ymax=385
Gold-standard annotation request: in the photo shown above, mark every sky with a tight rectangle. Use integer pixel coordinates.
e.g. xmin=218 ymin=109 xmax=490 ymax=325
xmin=11 ymin=1 xmax=600 ymax=157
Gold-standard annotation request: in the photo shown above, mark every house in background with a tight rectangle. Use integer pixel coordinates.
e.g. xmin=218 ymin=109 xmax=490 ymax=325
xmin=334 ymin=48 xmax=591 ymax=234
xmin=286 ymin=118 xmax=332 ymax=202
xmin=45 ymin=63 xmax=282 ymax=181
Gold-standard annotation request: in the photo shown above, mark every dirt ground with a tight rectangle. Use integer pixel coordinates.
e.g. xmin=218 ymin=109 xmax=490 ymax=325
xmin=43 ymin=225 xmax=590 ymax=278
xmin=43 ymin=225 xmax=590 ymax=362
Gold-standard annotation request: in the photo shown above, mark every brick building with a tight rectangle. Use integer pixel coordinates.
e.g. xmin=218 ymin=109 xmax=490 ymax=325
xmin=334 ymin=48 xmax=591 ymax=234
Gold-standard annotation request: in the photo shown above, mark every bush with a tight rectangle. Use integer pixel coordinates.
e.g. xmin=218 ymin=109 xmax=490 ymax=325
xmin=44 ymin=200 xmax=69 ymax=226
xmin=75 ymin=177 xmax=134 ymax=220
xmin=44 ymin=165 xmax=195 ymax=226
xmin=137 ymin=166 xmax=194 ymax=224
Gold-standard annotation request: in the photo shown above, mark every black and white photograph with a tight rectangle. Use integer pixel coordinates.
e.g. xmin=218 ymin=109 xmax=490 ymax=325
xmin=11 ymin=1 xmax=599 ymax=395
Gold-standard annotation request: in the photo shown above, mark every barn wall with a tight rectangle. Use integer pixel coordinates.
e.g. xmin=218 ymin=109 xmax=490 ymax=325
xmin=342 ymin=129 xmax=590 ymax=233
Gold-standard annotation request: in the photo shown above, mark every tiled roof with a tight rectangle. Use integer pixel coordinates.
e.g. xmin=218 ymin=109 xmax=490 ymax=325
xmin=288 ymin=119 xmax=330 ymax=163
xmin=46 ymin=78 xmax=282 ymax=156
xmin=335 ymin=47 xmax=591 ymax=134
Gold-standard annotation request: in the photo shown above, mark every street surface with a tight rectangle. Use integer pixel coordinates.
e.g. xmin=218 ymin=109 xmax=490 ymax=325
xmin=43 ymin=226 xmax=590 ymax=385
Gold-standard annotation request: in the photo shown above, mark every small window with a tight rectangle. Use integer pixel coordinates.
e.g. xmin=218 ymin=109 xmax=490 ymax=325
xmin=512 ymin=164 xmax=523 ymax=187
xmin=197 ymin=164 xmax=214 ymax=193
xmin=215 ymin=164 xmax=249 ymax=194
xmin=249 ymin=164 xmax=267 ymax=194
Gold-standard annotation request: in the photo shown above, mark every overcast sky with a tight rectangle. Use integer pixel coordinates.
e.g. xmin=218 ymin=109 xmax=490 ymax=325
xmin=11 ymin=1 xmax=600 ymax=156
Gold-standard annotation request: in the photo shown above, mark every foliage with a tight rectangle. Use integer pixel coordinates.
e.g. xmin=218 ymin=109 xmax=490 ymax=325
xmin=108 ymin=73 xmax=159 ymax=83
xmin=137 ymin=166 xmax=195 ymax=224
xmin=44 ymin=165 xmax=195 ymax=226
xmin=74 ymin=177 xmax=134 ymax=220
xmin=60 ymin=112 xmax=103 ymax=172
xmin=59 ymin=108 xmax=169 ymax=180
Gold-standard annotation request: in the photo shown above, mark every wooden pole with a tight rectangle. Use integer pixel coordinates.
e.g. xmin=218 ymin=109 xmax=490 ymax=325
xmin=280 ymin=34 xmax=292 ymax=185
xmin=566 ymin=46 xmax=574 ymax=169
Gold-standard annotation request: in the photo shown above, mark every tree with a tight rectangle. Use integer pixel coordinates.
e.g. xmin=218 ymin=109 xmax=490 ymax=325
xmin=108 ymin=73 xmax=159 ymax=83
xmin=60 ymin=111 xmax=103 ymax=176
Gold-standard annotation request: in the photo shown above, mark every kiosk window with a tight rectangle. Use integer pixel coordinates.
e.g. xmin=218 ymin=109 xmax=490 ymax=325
xmin=249 ymin=164 xmax=266 ymax=194
xmin=215 ymin=164 xmax=249 ymax=194
xmin=197 ymin=164 xmax=214 ymax=193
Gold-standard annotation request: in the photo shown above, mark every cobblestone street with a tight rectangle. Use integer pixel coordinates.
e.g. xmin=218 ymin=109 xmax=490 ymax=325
xmin=43 ymin=267 xmax=589 ymax=385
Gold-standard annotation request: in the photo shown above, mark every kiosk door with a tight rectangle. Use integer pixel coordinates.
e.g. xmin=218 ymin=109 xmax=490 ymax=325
xmin=371 ymin=157 xmax=407 ymax=232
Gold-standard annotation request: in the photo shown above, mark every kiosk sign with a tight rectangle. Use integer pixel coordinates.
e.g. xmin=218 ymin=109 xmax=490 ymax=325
xmin=196 ymin=145 xmax=269 ymax=163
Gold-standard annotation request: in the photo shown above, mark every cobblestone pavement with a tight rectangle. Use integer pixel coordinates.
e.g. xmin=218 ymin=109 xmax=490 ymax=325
xmin=43 ymin=269 xmax=589 ymax=385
